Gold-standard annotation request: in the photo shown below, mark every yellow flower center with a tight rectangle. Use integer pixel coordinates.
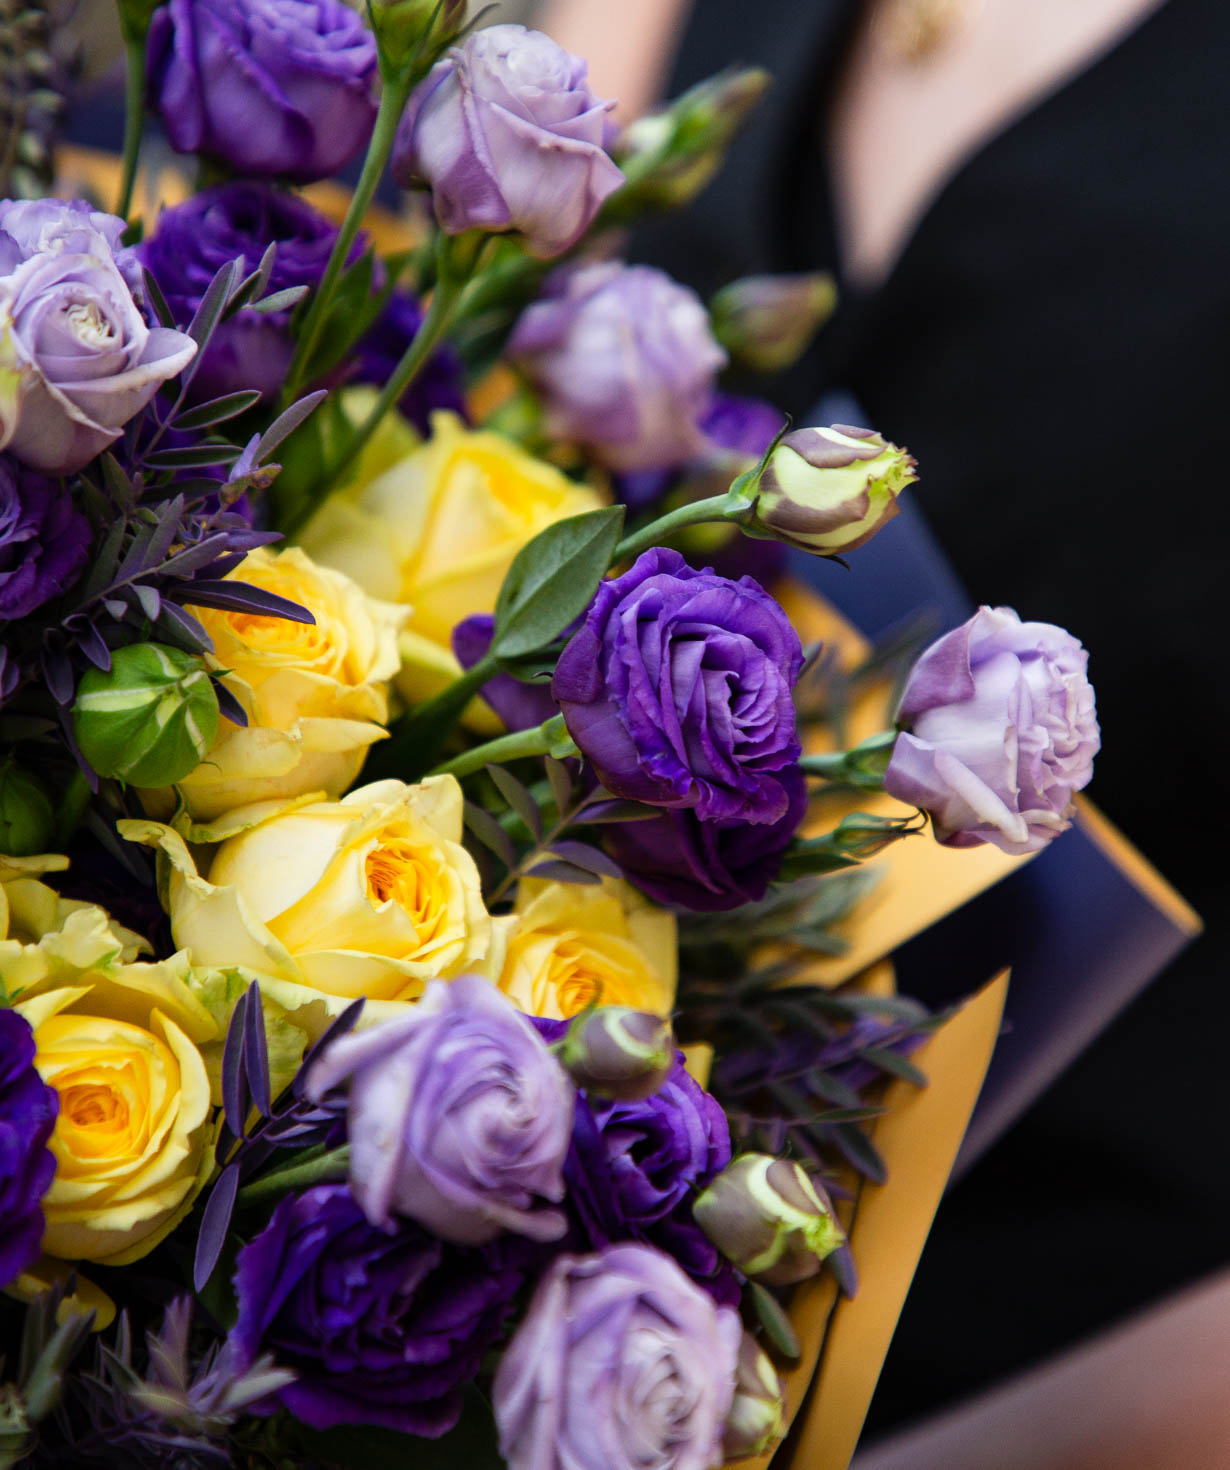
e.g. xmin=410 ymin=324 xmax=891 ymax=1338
xmin=364 ymin=837 xmax=448 ymax=944
xmin=545 ymin=938 xmax=610 ymax=1015
xmin=219 ymin=566 xmax=332 ymax=664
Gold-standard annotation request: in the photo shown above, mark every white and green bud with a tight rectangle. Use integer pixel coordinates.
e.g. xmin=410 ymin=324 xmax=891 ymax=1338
xmin=611 ymin=67 xmax=770 ymax=214
xmin=370 ymin=0 xmax=465 ymax=70
xmin=710 ymin=272 xmax=837 ymax=373
xmin=0 ymin=761 xmax=55 ymax=856
xmin=748 ymin=424 xmax=917 ymax=556
xmin=693 ymin=1154 xmax=843 ymax=1285
xmin=560 ymin=1006 xmax=675 ymax=1102
xmin=723 ymin=1333 xmax=787 ymax=1462
xmin=72 ymin=643 xmax=219 ymax=788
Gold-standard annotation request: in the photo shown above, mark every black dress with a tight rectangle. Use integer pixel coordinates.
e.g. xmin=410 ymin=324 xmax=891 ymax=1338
xmin=637 ymin=0 xmax=1230 ymax=1433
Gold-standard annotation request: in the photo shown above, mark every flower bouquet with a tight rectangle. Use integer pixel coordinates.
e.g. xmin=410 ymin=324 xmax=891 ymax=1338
xmin=0 ymin=6 xmax=1108 ymax=1468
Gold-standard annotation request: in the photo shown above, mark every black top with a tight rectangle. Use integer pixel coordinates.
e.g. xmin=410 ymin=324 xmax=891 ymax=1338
xmin=639 ymin=0 xmax=1230 ymax=1434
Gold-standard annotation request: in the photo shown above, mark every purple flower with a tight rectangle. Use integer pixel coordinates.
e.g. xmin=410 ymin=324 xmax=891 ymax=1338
xmin=607 ymin=766 xmax=808 ymax=912
xmin=229 ymin=1183 xmax=526 ymax=1435
xmin=700 ymin=392 xmax=785 ymax=460
xmin=0 ymin=458 xmax=90 ymax=619
xmin=0 ymin=1008 xmax=59 ymax=1291
xmin=553 ymin=547 xmax=804 ymax=825
xmin=452 ymin=613 xmax=558 ymax=732
xmin=148 ymin=0 xmax=378 ymax=183
xmin=493 ymin=1243 xmax=741 ymax=1470
xmin=307 ymin=974 xmax=573 ymax=1246
xmin=354 ymin=291 xmax=466 ymax=435
xmin=884 ymin=605 xmax=1100 ymax=854
xmin=534 ymin=1021 xmax=737 ymax=1303
xmin=509 ymin=261 xmax=727 ymax=472
xmin=0 ymin=199 xmax=197 ymax=474
xmin=141 ymin=183 xmax=343 ymax=402
xmin=392 ymin=24 xmax=623 ymax=259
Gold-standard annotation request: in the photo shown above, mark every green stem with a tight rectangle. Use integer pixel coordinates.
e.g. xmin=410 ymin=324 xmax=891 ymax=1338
xmin=116 ymin=28 xmax=147 ymax=221
xmin=236 ymin=1145 xmax=350 ymax=1207
xmin=280 ymin=69 xmax=417 ymax=407
xmin=54 ymin=769 xmax=91 ymax=850
xmin=429 ymin=715 xmax=575 ymax=781
xmin=614 ymin=493 xmax=739 ymax=564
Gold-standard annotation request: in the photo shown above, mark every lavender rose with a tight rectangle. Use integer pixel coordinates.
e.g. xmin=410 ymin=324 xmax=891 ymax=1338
xmin=509 ymin=261 xmax=727 ymax=472
xmin=148 ymin=0 xmax=378 ymax=183
xmin=494 ymin=1243 xmax=741 ymax=1470
xmin=0 ymin=199 xmax=197 ymax=474
xmin=229 ymin=1183 xmax=527 ymax=1434
xmin=141 ymin=183 xmax=342 ymax=402
xmin=392 ymin=24 xmax=624 ymax=259
xmin=607 ymin=766 xmax=808 ymax=912
xmin=553 ymin=547 xmax=804 ymax=825
xmin=884 ymin=605 xmax=1100 ymax=854
xmin=0 ymin=1007 xmax=59 ymax=1290
xmin=307 ymin=973 xmax=574 ymax=1245
xmin=0 ymin=457 xmax=90 ymax=619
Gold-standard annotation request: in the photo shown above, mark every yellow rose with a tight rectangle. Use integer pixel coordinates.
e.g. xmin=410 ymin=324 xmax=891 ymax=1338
xmin=15 ymin=979 xmax=213 ymax=1267
xmin=498 ymin=877 xmax=677 ymax=1020
xmin=163 ymin=546 xmax=407 ymax=821
xmin=121 ymin=776 xmax=503 ymax=1035
xmin=299 ymin=409 xmax=602 ymax=712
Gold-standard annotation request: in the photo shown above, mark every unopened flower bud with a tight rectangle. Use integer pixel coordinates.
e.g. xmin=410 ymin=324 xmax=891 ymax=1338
xmin=611 ymin=67 xmax=770 ymax=214
xmin=0 ymin=761 xmax=54 ymax=856
xmin=723 ymin=1333 xmax=787 ymax=1461
xmin=710 ymin=272 xmax=837 ymax=372
xmin=560 ymin=1006 xmax=675 ymax=1101
xmin=693 ymin=1154 xmax=843 ymax=1285
xmin=72 ymin=643 xmax=220 ymax=788
xmin=749 ymin=424 xmax=917 ymax=556
xmin=370 ymin=0 xmax=466 ymax=68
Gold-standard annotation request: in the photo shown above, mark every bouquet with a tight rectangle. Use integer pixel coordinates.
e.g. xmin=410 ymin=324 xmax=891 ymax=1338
xmin=0 ymin=5 xmax=1105 ymax=1467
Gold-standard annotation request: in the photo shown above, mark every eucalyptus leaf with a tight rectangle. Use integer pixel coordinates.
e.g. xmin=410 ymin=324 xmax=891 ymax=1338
xmin=749 ymin=1282 xmax=800 ymax=1361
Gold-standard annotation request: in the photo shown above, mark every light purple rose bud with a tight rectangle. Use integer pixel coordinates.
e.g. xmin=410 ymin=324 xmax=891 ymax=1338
xmin=147 ymin=0 xmax=378 ymax=183
xmin=392 ymin=23 xmax=624 ymax=259
xmin=0 ymin=199 xmax=197 ymax=474
xmin=710 ymin=271 xmax=838 ymax=373
xmin=723 ymin=1333 xmax=787 ymax=1461
xmin=693 ymin=1154 xmax=843 ymax=1285
xmin=306 ymin=973 xmax=574 ymax=1245
xmin=509 ymin=261 xmax=727 ymax=472
xmin=493 ymin=1243 xmax=742 ymax=1470
xmin=884 ymin=606 xmax=1100 ymax=855
xmin=558 ymin=1007 xmax=675 ymax=1101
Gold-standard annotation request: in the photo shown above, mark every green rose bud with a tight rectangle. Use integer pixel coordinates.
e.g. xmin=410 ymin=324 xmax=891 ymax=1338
xmin=748 ymin=424 xmax=917 ymax=556
xmin=609 ymin=67 xmax=770 ymax=216
xmin=370 ymin=0 xmax=465 ymax=71
xmin=559 ymin=1006 xmax=675 ymax=1102
xmin=723 ymin=1333 xmax=787 ymax=1461
xmin=693 ymin=1154 xmax=843 ymax=1285
xmin=710 ymin=272 xmax=838 ymax=373
xmin=0 ymin=761 xmax=55 ymax=856
xmin=72 ymin=643 xmax=220 ymax=788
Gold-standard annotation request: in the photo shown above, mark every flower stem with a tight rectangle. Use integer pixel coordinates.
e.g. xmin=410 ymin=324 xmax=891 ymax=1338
xmin=116 ymin=28 xmax=147 ymax=221
xmin=613 ymin=493 xmax=742 ymax=565
xmin=280 ymin=68 xmax=417 ymax=407
xmin=235 ymin=1145 xmax=351 ymax=1207
xmin=429 ymin=714 xmax=576 ymax=780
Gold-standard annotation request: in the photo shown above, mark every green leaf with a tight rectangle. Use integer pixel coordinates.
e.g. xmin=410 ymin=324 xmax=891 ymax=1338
xmin=493 ymin=505 xmax=624 ymax=659
xmin=749 ymin=1282 xmax=801 ymax=1361
xmin=862 ymin=1046 xmax=928 ymax=1087
xmin=463 ymin=799 xmax=517 ymax=868
xmin=486 ymin=764 xmax=542 ymax=840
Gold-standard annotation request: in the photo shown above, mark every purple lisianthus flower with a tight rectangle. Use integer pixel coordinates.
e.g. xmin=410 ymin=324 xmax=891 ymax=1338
xmin=0 ymin=1008 xmax=59 ymax=1290
xmin=452 ymin=613 xmax=558 ymax=733
xmin=607 ymin=765 xmax=807 ymax=912
xmin=392 ymin=24 xmax=623 ymax=259
xmin=0 ymin=457 xmax=90 ymax=619
xmin=148 ymin=0 xmax=378 ymax=182
xmin=534 ymin=1021 xmax=737 ymax=1303
xmin=509 ymin=261 xmax=727 ymax=472
xmin=553 ymin=547 xmax=803 ymax=825
xmin=494 ymin=1243 xmax=741 ymax=1470
xmin=307 ymin=974 xmax=573 ymax=1246
xmin=229 ymin=1183 xmax=526 ymax=1434
xmin=0 ymin=199 xmax=197 ymax=474
xmin=141 ymin=183 xmax=345 ymax=403
xmin=884 ymin=605 xmax=1100 ymax=854
xmin=354 ymin=290 xmax=466 ymax=435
